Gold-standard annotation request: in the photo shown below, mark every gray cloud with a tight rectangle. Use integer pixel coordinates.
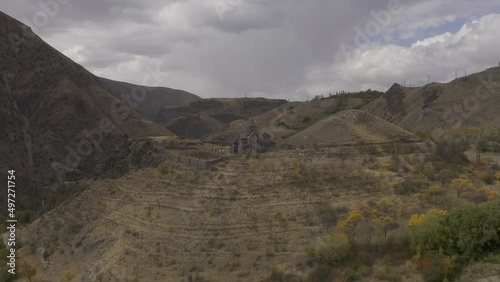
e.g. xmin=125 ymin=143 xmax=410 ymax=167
xmin=1 ymin=0 xmax=499 ymax=100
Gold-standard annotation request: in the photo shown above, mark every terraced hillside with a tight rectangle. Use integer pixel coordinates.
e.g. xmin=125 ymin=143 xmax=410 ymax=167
xmin=17 ymin=150 xmax=415 ymax=281
xmin=11 ymin=141 xmax=500 ymax=281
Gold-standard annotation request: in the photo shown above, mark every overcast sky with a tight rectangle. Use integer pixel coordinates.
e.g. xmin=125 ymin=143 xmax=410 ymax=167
xmin=2 ymin=0 xmax=500 ymax=100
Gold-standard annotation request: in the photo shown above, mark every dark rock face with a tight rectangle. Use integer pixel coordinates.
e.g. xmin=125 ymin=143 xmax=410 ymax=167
xmin=421 ymin=84 xmax=443 ymax=109
xmin=383 ymin=83 xmax=407 ymax=120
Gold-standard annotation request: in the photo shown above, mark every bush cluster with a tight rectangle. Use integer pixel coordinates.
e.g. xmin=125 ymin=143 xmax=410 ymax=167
xmin=410 ymin=201 xmax=500 ymax=281
xmin=307 ymin=233 xmax=350 ymax=265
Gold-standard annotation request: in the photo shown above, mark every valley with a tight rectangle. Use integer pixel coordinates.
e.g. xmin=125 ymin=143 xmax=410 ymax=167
xmin=1 ymin=6 xmax=500 ymax=282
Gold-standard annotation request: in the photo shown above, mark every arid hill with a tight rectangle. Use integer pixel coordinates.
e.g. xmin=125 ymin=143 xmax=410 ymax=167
xmin=13 ymin=151 xmax=407 ymax=282
xmin=14 ymin=144 xmax=500 ymax=282
xmin=363 ymin=67 xmax=500 ymax=134
xmin=209 ymin=90 xmax=382 ymax=144
xmin=282 ymin=110 xmax=420 ymax=149
xmin=99 ymin=77 xmax=201 ymax=121
xmin=158 ymin=98 xmax=288 ymax=140
xmin=0 ymin=11 xmax=172 ymax=210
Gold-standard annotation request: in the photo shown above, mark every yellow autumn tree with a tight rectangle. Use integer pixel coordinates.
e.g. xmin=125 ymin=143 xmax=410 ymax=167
xmin=428 ymin=209 xmax=448 ymax=215
xmin=408 ymin=214 xmax=425 ymax=227
xmin=481 ymin=187 xmax=499 ymax=201
xmin=338 ymin=210 xmax=365 ymax=230
xmin=450 ymin=178 xmax=475 ymax=198
xmin=408 ymin=209 xmax=447 ymax=227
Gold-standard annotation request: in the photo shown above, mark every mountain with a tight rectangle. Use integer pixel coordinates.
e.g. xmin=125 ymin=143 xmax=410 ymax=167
xmin=0 ymin=11 xmax=172 ymax=210
xmin=158 ymin=98 xmax=288 ymax=141
xmin=282 ymin=109 xmax=420 ymax=149
xmin=99 ymin=77 xmax=201 ymax=121
xmin=209 ymin=90 xmax=383 ymax=144
xmin=363 ymin=67 xmax=500 ymax=134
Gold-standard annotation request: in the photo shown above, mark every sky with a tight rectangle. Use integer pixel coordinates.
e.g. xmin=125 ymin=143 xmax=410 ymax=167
xmin=2 ymin=0 xmax=500 ymax=100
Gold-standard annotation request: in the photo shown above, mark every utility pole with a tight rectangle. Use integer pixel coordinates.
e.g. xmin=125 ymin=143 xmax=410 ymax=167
xmin=427 ymin=75 xmax=430 ymax=84
xmin=454 ymin=70 xmax=459 ymax=79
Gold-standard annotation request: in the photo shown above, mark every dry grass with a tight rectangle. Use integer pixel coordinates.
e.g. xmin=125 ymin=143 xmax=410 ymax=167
xmin=15 ymin=147 xmax=500 ymax=281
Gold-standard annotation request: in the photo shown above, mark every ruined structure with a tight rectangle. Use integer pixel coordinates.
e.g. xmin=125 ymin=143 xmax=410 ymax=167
xmin=232 ymin=118 xmax=275 ymax=154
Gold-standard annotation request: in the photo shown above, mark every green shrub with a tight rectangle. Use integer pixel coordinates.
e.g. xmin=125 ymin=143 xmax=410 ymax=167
xmin=421 ymin=256 xmax=445 ymax=282
xmin=315 ymin=233 xmax=350 ymax=265
xmin=483 ymin=251 xmax=500 ymax=263
xmin=16 ymin=210 xmax=33 ymax=224
xmin=410 ymin=201 xmax=500 ymax=279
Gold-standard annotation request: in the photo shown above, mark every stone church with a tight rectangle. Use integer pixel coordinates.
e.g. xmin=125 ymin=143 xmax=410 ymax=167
xmin=232 ymin=117 xmax=275 ymax=154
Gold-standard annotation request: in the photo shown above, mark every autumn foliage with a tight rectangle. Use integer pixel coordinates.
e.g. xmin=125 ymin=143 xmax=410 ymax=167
xmin=337 ymin=210 xmax=365 ymax=230
xmin=409 ymin=201 xmax=500 ymax=281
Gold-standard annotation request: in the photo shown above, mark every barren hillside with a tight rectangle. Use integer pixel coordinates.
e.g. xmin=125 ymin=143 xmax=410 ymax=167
xmin=282 ymin=110 xmax=420 ymax=149
xmin=99 ymin=77 xmax=201 ymax=121
xmin=0 ymin=11 xmax=172 ymax=210
xmin=158 ymin=98 xmax=288 ymax=140
xmin=363 ymin=67 xmax=500 ymax=134
xmin=209 ymin=91 xmax=382 ymax=144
